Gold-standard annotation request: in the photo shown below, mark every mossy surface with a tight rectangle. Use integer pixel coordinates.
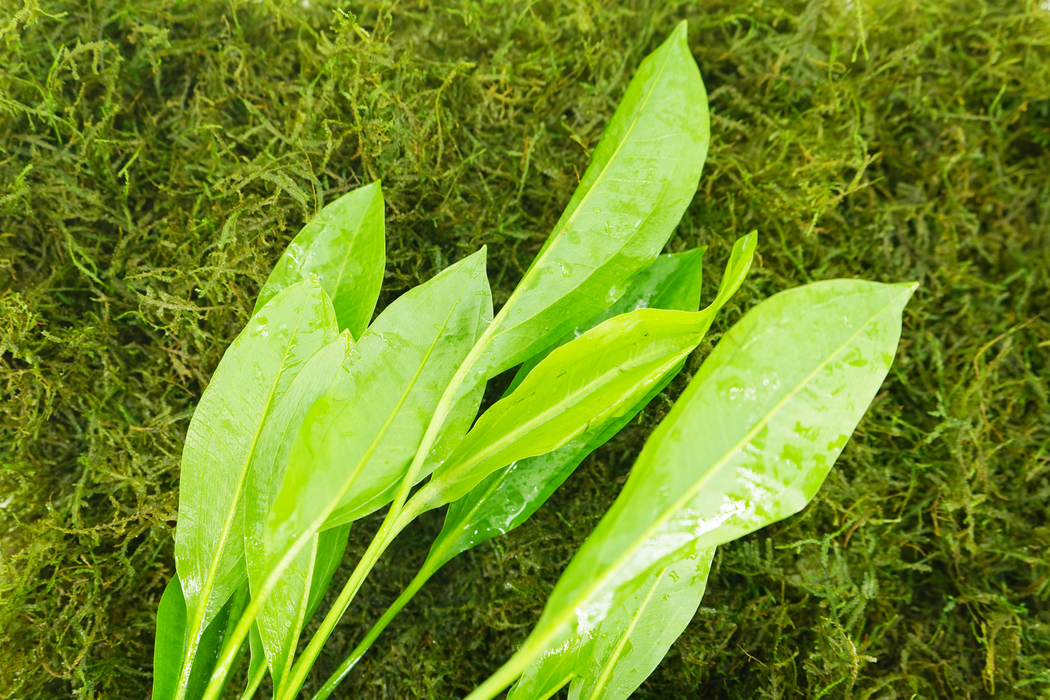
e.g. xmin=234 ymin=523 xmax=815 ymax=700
xmin=2 ymin=0 xmax=1048 ymax=698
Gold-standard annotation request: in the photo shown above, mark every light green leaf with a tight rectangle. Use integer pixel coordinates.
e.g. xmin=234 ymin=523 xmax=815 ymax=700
xmin=467 ymin=278 xmax=916 ymax=700
xmin=153 ymin=573 xmax=188 ymax=700
xmin=474 ymin=19 xmax=709 ymax=378
xmin=511 ymin=550 xmax=714 ymax=700
xmin=263 ymin=248 xmax=492 ymax=584
xmin=417 ymin=307 xmax=709 ymax=513
xmin=254 ymin=181 xmax=385 ymax=339
xmin=243 ymin=333 xmax=353 ymax=689
xmin=505 ymin=247 xmax=706 ymax=397
xmin=240 ymin=626 xmax=267 ymax=700
xmin=172 ymin=278 xmax=337 ymax=696
xmin=416 ymin=234 xmax=756 ymax=515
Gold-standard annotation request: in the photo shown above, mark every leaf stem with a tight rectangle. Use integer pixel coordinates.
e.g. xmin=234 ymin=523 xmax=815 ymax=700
xmin=277 ymin=498 xmax=426 ymax=699
xmin=310 ymin=553 xmax=442 ymax=700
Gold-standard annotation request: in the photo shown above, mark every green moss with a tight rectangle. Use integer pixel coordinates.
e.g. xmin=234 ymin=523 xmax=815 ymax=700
xmin=1 ymin=0 xmax=1048 ymax=698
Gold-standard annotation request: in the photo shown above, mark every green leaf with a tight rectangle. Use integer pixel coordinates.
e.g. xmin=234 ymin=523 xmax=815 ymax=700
xmin=510 ymin=550 xmax=714 ymax=700
xmin=505 ymin=247 xmax=706 ymax=397
xmin=254 ymin=181 xmax=385 ymax=339
xmin=153 ymin=574 xmax=188 ymax=700
xmin=467 ymin=278 xmax=916 ymax=700
xmin=474 ymin=19 xmax=709 ymax=378
xmin=304 ymin=248 xmax=717 ymax=700
xmin=240 ymin=626 xmax=267 ymax=700
xmin=243 ymin=333 xmax=353 ymax=689
xmin=416 ymin=307 xmax=707 ymax=513
xmin=263 ymin=248 xmax=492 ymax=588
xmin=153 ymin=573 xmax=252 ymax=700
xmin=172 ymin=278 xmax=338 ymax=695
xmin=416 ymin=234 xmax=756 ymax=515
xmin=427 ymin=248 xmax=709 ymax=568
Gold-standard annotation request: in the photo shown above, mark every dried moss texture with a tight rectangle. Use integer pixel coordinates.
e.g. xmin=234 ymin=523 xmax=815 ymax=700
xmin=1 ymin=0 xmax=1048 ymax=698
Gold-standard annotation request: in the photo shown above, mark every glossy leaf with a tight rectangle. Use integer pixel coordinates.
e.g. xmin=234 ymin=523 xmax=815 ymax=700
xmin=418 ymin=308 xmax=704 ymax=513
xmin=473 ymin=19 xmax=709 ymax=379
xmin=263 ymin=248 xmax=492 ymax=589
xmin=417 ymin=235 xmax=756 ymax=514
xmin=243 ymin=333 xmax=353 ymax=688
xmin=153 ymin=574 xmax=189 ymax=700
xmin=172 ymin=278 xmax=337 ymax=695
xmin=241 ymin=626 xmax=267 ymax=700
xmin=153 ymin=572 xmax=251 ymax=700
xmin=466 ymin=279 xmax=916 ymax=700
xmin=253 ymin=181 xmax=385 ymax=339
xmin=510 ymin=550 xmax=714 ymax=700
xmin=505 ymin=247 xmax=706 ymax=397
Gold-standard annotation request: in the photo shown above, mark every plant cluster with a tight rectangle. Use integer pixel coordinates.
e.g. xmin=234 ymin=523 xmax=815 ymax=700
xmin=2 ymin=2 xmax=1048 ymax=699
xmin=153 ymin=23 xmax=911 ymax=700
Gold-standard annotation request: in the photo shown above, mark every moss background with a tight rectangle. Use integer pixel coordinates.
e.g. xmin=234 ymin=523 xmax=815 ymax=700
xmin=1 ymin=0 xmax=1049 ymax=698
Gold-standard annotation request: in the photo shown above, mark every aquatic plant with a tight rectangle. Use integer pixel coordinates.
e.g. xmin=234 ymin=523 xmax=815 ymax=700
xmin=150 ymin=22 xmax=912 ymax=700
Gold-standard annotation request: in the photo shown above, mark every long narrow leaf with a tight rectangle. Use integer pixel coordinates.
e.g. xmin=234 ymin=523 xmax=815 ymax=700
xmin=416 ymin=234 xmax=756 ymax=513
xmin=172 ymin=278 xmax=337 ymax=697
xmin=153 ymin=572 xmax=252 ymax=700
xmin=473 ymin=20 xmax=709 ymax=378
xmin=254 ymin=181 xmax=385 ymax=339
xmin=467 ymin=279 xmax=917 ymax=700
xmin=263 ymin=248 xmax=492 ymax=594
xmin=243 ymin=333 xmax=353 ymax=689
xmin=306 ymin=247 xmax=717 ymax=700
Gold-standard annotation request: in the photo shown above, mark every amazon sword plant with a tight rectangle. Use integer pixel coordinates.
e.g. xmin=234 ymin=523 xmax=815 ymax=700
xmin=151 ymin=20 xmax=914 ymax=700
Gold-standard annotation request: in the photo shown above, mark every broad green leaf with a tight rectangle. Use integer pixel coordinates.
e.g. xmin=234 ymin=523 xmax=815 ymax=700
xmin=173 ymin=278 xmax=337 ymax=694
xmin=510 ymin=550 xmax=714 ymax=700
xmin=473 ymin=20 xmax=709 ymax=378
xmin=243 ymin=333 xmax=354 ymax=689
xmin=263 ymin=248 xmax=492 ymax=583
xmin=466 ymin=278 xmax=916 ymax=700
xmin=254 ymin=181 xmax=385 ymax=339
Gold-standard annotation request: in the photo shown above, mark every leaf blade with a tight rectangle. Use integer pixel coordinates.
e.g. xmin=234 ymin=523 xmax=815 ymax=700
xmin=475 ymin=20 xmax=710 ymax=378
xmin=254 ymin=181 xmax=385 ymax=338
xmin=263 ymin=249 xmax=492 ymax=582
xmin=243 ymin=333 xmax=352 ymax=687
xmin=173 ymin=278 xmax=337 ymax=690
xmin=468 ymin=278 xmax=915 ymax=700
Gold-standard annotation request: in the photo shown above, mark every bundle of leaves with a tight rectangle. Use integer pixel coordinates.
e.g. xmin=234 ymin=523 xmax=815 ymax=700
xmin=1 ymin=0 xmax=1048 ymax=699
